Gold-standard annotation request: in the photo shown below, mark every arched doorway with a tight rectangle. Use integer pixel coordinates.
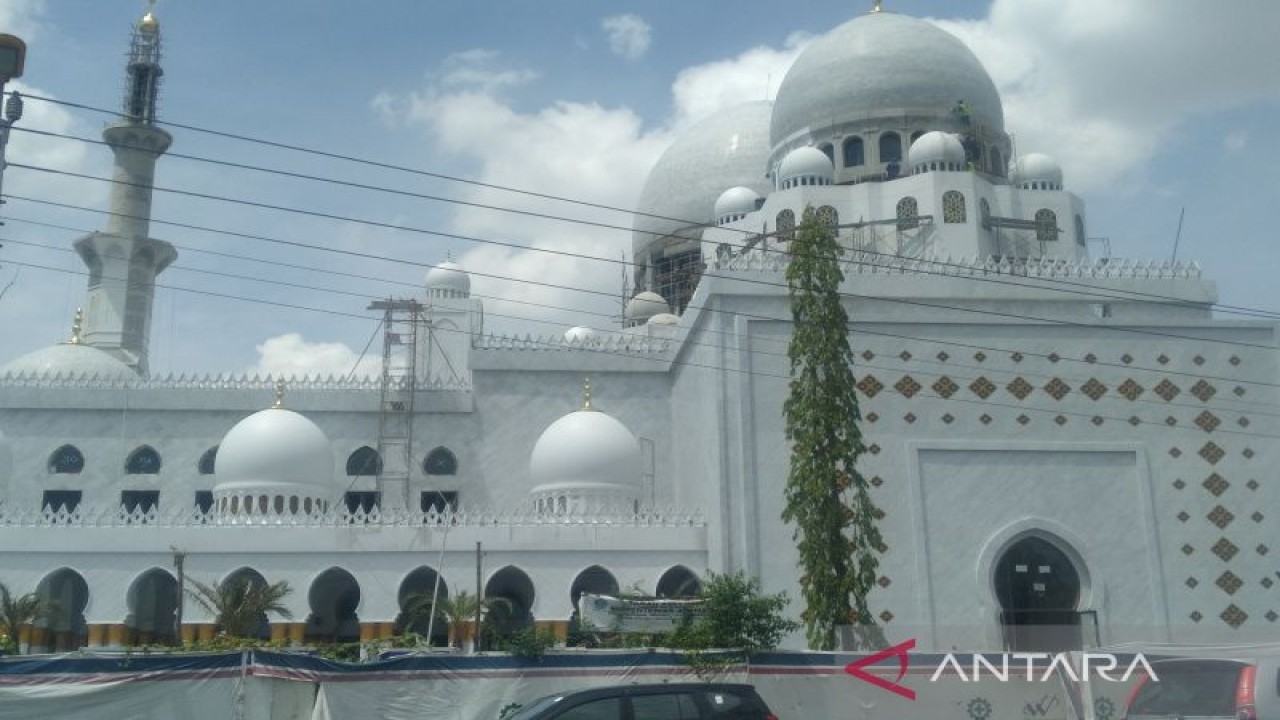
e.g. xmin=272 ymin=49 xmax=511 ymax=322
xmin=217 ymin=567 xmax=273 ymax=640
xmin=656 ymin=566 xmax=701 ymax=598
xmin=306 ymin=568 xmax=361 ymax=644
xmin=35 ymin=568 xmax=89 ymax=652
xmin=396 ymin=566 xmax=450 ymax=646
xmin=994 ymin=535 xmax=1082 ymax=651
xmin=484 ymin=566 xmax=535 ymax=642
xmin=126 ymin=568 xmax=178 ymax=645
xmin=568 ymin=566 xmax=618 ymax=646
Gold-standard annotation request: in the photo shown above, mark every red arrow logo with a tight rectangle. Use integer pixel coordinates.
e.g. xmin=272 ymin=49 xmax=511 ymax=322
xmin=843 ymin=638 xmax=917 ymax=700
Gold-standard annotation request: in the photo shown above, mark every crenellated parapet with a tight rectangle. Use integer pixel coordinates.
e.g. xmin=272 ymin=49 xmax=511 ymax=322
xmin=0 ymin=371 xmax=470 ymax=391
xmin=474 ymin=332 xmax=671 ymax=354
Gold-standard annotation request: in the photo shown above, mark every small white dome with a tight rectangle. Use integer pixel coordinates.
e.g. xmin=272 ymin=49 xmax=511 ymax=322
xmin=564 ymin=326 xmax=601 ymax=343
xmin=647 ymin=313 xmax=679 ymax=326
xmin=1010 ymin=153 xmax=1063 ymax=190
xmin=777 ymin=146 xmax=834 ymax=188
xmin=625 ymin=291 xmax=670 ymax=322
xmin=530 ymin=409 xmax=641 ymax=489
xmin=909 ymin=131 xmax=966 ymax=172
xmin=714 ymin=186 xmax=762 ymax=225
xmin=424 ymin=261 xmax=471 ymax=297
xmin=214 ymin=407 xmax=335 ymax=496
xmin=0 ymin=343 xmax=138 ymax=381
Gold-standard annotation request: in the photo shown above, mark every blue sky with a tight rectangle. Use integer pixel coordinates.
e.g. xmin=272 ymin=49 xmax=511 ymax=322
xmin=1 ymin=0 xmax=1278 ymax=377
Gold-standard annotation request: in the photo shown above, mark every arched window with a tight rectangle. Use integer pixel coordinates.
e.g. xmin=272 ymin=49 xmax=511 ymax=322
xmin=896 ymin=197 xmax=919 ymax=231
xmin=1035 ymin=209 xmax=1059 ymax=242
xmin=125 ymin=446 xmax=161 ymax=475
xmin=423 ymin=447 xmax=457 ymax=476
xmin=942 ymin=191 xmax=967 ymax=223
xmin=842 ymin=137 xmax=865 ymax=167
xmin=346 ymin=446 xmax=382 ymax=476
xmin=879 ymin=132 xmax=902 ymax=163
xmin=775 ymin=209 xmax=796 ymax=242
xmin=1075 ymin=215 xmax=1087 ymax=248
xmin=815 ymin=205 xmax=839 ymax=230
xmin=818 ymin=143 xmax=834 ymax=164
xmin=198 ymin=446 xmax=217 ymax=475
xmin=989 ymin=146 xmax=1004 ymax=176
xmin=49 ymin=445 xmax=84 ymax=474
xmin=980 ymin=198 xmax=992 ymax=230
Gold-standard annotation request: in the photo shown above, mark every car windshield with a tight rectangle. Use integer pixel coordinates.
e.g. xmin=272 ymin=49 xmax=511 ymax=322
xmin=1128 ymin=662 xmax=1243 ymax=716
xmin=506 ymin=694 xmax=565 ymax=720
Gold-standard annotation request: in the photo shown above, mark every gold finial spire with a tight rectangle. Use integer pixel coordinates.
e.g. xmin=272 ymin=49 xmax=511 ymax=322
xmin=872 ymin=0 xmax=883 ymax=12
xmin=272 ymin=379 xmax=286 ymax=409
xmin=582 ymin=377 xmax=594 ymax=411
xmin=68 ymin=308 xmax=83 ymax=345
xmin=140 ymin=0 xmax=159 ymax=31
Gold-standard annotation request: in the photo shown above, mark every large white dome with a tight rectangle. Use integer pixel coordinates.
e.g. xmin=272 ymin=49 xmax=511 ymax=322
xmin=529 ymin=408 xmax=641 ymax=489
xmin=0 ymin=343 xmax=138 ymax=381
xmin=632 ymin=101 xmax=773 ymax=261
xmin=214 ymin=407 xmax=335 ymax=495
xmin=770 ymin=12 xmax=1003 ymax=159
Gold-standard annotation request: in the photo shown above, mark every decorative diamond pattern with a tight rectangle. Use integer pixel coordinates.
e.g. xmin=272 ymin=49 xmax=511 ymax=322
xmin=1268 ymin=611 xmax=1279 ymax=623
xmin=877 ymin=576 xmax=892 ymax=588
xmin=1264 ymin=577 xmax=1275 ymax=590
xmin=1177 ymin=511 xmax=1190 ymax=522
xmin=1259 ymin=544 xmax=1270 ymax=556
xmin=1118 ymin=379 xmax=1144 ymax=401
xmin=903 ymin=413 xmax=917 ymax=424
xmin=973 ymin=352 xmax=987 ymax=362
xmin=1190 ymin=611 xmax=1203 ymax=622
xmin=1182 ymin=544 xmax=1195 ymax=556
xmin=895 ymin=376 xmax=922 ymax=399
xmin=870 ymin=476 xmax=884 ymax=488
xmin=1221 ymin=604 xmax=1248 ymax=629
xmin=1217 ymin=571 xmax=1244 ymax=595
xmin=1007 ymin=377 xmax=1034 ymax=400
xmin=1044 ymin=378 xmax=1071 ymax=401
xmin=879 ymin=610 xmax=894 ymax=624
xmin=1154 ymin=379 xmax=1181 ymax=402
xmin=1173 ymin=478 xmax=1187 ymax=490
xmin=936 ymin=351 xmax=950 ymax=362
xmin=867 ymin=444 xmax=881 ymax=455
xmin=1247 ymin=479 xmax=1260 ymax=491
xmin=1208 ymin=506 xmax=1235 ymax=529
xmin=1128 ymin=416 xmax=1141 ymax=426
xmin=1170 ymin=447 xmax=1182 ymax=458
xmin=1157 ymin=354 xmax=1170 ymax=365
xmin=856 ymin=375 xmax=884 ymax=398
xmin=1211 ymin=538 xmax=1239 ymax=562
xmin=1054 ymin=415 xmax=1068 ymax=426
xmin=1011 ymin=352 xmax=1024 ymax=363
xmin=1195 ymin=411 xmax=1221 ymax=433
xmin=1017 ymin=415 xmax=1031 ymax=426
xmin=865 ymin=412 xmax=879 ymax=423
xmin=1243 ymin=448 xmax=1255 ymax=460
xmin=1047 ymin=353 xmax=1061 ymax=363
xmin=1084 ymin=353 xmax=1097 ymax=363
xmin=1202 ymin=473 xmax=1229 ymax=496
xmin=1166 ymin=416 xmax=1178 ymax=427
xmin=1234 ymin=386 xmax=1246 ymax=397
xmin=1081 ymin=379 xmax=1107 ymax=401
xmin=861 ymin=350 xmax=875 ymax=362
xmin=1121 ymin=353 xmax=1134 ymax=364
xmin=980 ymin=414 xmax=993 ymax=425
xmin=899 ymin=350 xmax=913 ymax=362
xmin=969 ymin=377 xmax=996 ymax=399
xmin=1199 ymin=442 xmax=1226 ymax=465
xmin=1252 ymin=512 xmax=1264 ymax=523
xmin=1186 ymin=577 xmax=1200 ymax=589
xmin=941 ymin=413 xmax=955 ymax=425
xmin=1091 ymin=416 xmax=1104 ymax=426
xmin=1229 ymin=355 xmax=1242 ymax=366
xmin=932 ymin=376 xmax=959 ymax=399
xmin=1194 ymin=355 xmax=1206 ymax=366
xmin=1191 ymin=380 xmax=1218 ymax=402
xmin=1239 ymin=417 xmax=1251 ymax=428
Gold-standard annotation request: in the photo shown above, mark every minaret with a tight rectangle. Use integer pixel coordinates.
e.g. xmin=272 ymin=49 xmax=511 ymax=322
xmin=73 ymin=2 xmax=177 ymax=378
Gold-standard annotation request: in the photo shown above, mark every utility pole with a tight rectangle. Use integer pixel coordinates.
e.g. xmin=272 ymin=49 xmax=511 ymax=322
xmin=0 ymin=34 xmax=28 ymax=238
xmin=474 ymin=541 xmax=483 ymax=653
xmin=171 ymin=546 xmax=187 ymax=645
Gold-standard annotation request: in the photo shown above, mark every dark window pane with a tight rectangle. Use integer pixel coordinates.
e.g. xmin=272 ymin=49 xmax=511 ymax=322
xmin=346 ymin=447 xmax=382 ymax=476
xmin=423 ymin=447 xmax=457 ymax=476
xmin=42 ymin=490 xmax=82 ymax=513
xmin=198 ymin=447 xmax=217 ymax=475
xmin=49 ymin=445 xmax=84 ymax=474
xmin=194 ymin=491 xmax=214 ymax=514
xmin=344 ymin=491 xmax=380 ymax=513
xmin=121 ymin=490 xmax=159 ymax=514
xmin=420 ymin=491 xmax=459 ymax=513
xmin=557 ymin=698 xmax=621 ymax=720
xmin=126 ymin=446 xmax=161 ymax=475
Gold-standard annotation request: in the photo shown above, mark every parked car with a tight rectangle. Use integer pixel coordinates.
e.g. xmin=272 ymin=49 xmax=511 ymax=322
xmin=1123 ymin=657 xmax=1280 ymax=720
xmin=504 ymin=683 xmax=778 ymax=720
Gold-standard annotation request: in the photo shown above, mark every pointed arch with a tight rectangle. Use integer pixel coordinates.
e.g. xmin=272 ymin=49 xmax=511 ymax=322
xmin=1035 ymin=208 xmax=1059 ymax=243
xmin=879 ymin=132 xmax=902 ymax=163
xmin=198 ymin=446 xmax=218 ymax=475
xmin=423 ymin=447 xmax=458 ymax=476
xmin=306 ymin=567 xmax=361 ymax=644
xmin=485 ymin=566 xmax=535 ymax=637
xmin=570 ymin=565 xmax=619 ymax=608
xmin=942 ymin=191 xmax=967 ymax=224
xmin=656 ymin=566 xmax=702 ymax=598
xmin=775 ymin=209 xmax=796 ymax=242
xmin=896 ymin=197 xmax=919 ymax=231
xmin=396 ymin=566 xmax=450 ymax=645
xmin=993 ymin=533 xmax=1084 ymax=651
xmin=126 ymin=568 xmax=178 ymax=645
xmin=49 ymin=445 xmax=84 ymax=474
xmin=125 ymin=445 xmax=161 ymax=475
xmin=842 ymin=136 xmax=865 ymax=167
xmin=35 ymin=568 xmax=89 ymax=652
xmin=217 ymin=567 xmax=272 ymax=640
xmin=345 ymin=446 xmax=382 ymax=476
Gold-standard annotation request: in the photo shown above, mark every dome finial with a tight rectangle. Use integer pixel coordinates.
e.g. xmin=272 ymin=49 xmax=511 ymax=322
xmin=68 ymin=308 xmax=83 ymax=345
xmin=272 ymin=379 xmax=286 ymax=409
xmin=582 ymin=377 xmax=594 ymax=411
xmin=140 ymin=0 xmax=159 ymax=30
xmin=872 ymin=0 xmax=884 ymax=12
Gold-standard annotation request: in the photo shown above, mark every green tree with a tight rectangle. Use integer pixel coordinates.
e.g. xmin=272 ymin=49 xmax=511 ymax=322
xmin=185 ymin=577 xmax=293 ymax=639
xmin=0 ymin=582 xmax=52 ymax=655
xmin=782 ymin=205 xmax=885 ymax=650
xmin=402 ymin=590 xmax=511 ymax=647
xmin=669 ymin=571 xmax=798 ymax=654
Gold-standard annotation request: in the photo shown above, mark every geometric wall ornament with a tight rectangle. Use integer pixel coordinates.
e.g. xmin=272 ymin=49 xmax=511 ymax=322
xmin=867 ymin=444 xmax=881 ymax=455
xmin=1011 ymin=352 xmax=1024 ymax=363
xmin=1172 ymin=479 xmax=1187 ymax=490
xmin=1193 ymin=355 xmax=1206 ymax=366
xmin=861 ymin=350 xmax=876 ymax=361
xmin=1186 ymin=577 xmax=1200 ymax=589
xmin=1190 ymin=610 xmax=1203 ymax=622
xmin=1268 ymin=610 xmax=1278 ymax=623
xmin=895 ymin=376 xmax=922 ymax=398
xmin=1177 ymin=511 xmax=1190 ymax=522
xmin=1007 ymin=377 xmax=1034 ymax=400
xmin=1157 ymin=354 xmax=1170 ymax=365
xmin=942 ymin=413 xmax=955 ymax=425
xmin=974 ymin=352 xmax=987 ymax=362
xmin=1238 ymin=417 xmax=1251 ymax=428
xmin=903 ymin=413 xmax=917 ymax=424
xmin=1166 ymin=416 xmax=1178 ymax=427
xmin=1128 ymin=416 xmax=1142 ymax=426
xmin=879 ymin=610 xmax=895 ymax=623
xmin=1252 ymin=511 xmax=1265 ymax=523
xmin=1054 ymin=415 xmax=1068 ymax=426
xmin=1202 ymin=473 xmax=1230 ymax=497
xmin=1221 ymin=604 xmax=1248 ymax=629
xmin=1199 ymin=442 xmax=1226 ymax=465
xmin=1081 ymin=378 xmax=1108 ymax=401
xmin=1264 ymin=577 xmax=1275 ymax=590
xmin=1234 ymin=386 xmax=1246 ymax=397
xmin=866 ymin=412 xmax=880 ymax=423
xmin=1247 ymin=479 xmax=1260 ymax=491
xmin=1044 ymin=378 xmax=1071 ymax=401
xmin=1211 ymin=538 xmax=1239 ymax=562
xmin=1117 ymin=379 xmax=1145 ymax=401
xmin=1191 ymin=380 xmax=1218 ymax=402
xmin=1154 ymin=379 xmax=1181 ymax=402
xmin=899 ymin=351 xmax=913 ymax=362
xmin=1017 ymin=415 xmax=1032 ymax=426
xmin=1217 ymin=571 xmax=1244 ymax=595
xmin=1084 ymin=353 xmax=1097 ymax=363
xmin=980 ymin=414 xmax=994 ymax=425
xmin=1091 ymin=416 xmax=1105 ymax=426
xmin=1182 ymin=544 xmax=1195 ymax=555
xmin=932 ymin=376 xmax=959 ymax=398
xmin=969 ymin=377 xmax=997 ymax=399
xmin=870 ymin=476 xmax=884 ymax=487
xmin=857 ymin=375 xmax=884 ymax=398
xmin=1048 ymin=353 xmax=1061 ymax=363
xmin=1229 ymin=355 xmax=1242 ymax=366
xmin=1243 ymin=448 xmax=1255 ymax=460
xmin=1259 ymin=544 xmax=1270 ymax=556
xmin=1207 ymin=505 xmax=1235 ymax=529
xmin=1121 ymin=353 xmax=1134 ymax=365
xmin=1195 ymin=411 xmax=1221 ymax=433
xmin=1169 ymin=447 xmax=1182 ymax=458
xmin=936 ymin=351 xmax=950 ymax=362
xmin=877 ymin=576 xmax=892 ymax=588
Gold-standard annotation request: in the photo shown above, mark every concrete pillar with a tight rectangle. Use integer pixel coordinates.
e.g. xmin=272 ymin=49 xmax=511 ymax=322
xmin=286 ymin=623 xmax=306 ymax=644
xmin=107 ymin=624 xmax=127 ymax=647
xmin=180 ymin=624 xmax=198 ymax=645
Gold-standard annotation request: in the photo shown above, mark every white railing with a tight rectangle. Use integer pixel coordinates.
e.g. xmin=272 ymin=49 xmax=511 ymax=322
xmin=0 ymin=503 xmax=706 ymax=529
xmin=474 ymin=333 xmax=671 ymax=354
xmin=0 ymin=372 xmax=471 ymax=391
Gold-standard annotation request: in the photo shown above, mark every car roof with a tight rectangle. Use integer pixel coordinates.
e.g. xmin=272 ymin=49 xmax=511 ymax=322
xmin=552 ymin=683 xmax=758 ymax=701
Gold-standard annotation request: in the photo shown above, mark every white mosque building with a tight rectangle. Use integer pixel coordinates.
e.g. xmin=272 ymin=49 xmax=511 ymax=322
xmin=0 ymin=5 xmax=1275 ymax=654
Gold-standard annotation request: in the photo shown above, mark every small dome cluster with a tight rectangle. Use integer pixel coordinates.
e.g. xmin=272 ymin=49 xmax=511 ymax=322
xmin=777 ymin=146 xmax=834 ymax=189
xmin=910 ymin=131 xmax=967 ymax=173
xmin=625 ymin=291 xmax=671 ymax=324
xmin=1010 ymin=153 xmax=1064 ymax=190
xmin=714 ymin=186 xmax=762 ymax=225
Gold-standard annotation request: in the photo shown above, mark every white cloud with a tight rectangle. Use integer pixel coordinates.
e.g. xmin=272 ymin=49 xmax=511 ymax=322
xmin=247 ymin=333 xmax=379 ymax=379
xmin=669 ymin=34 xmax=809 ymax=129
xmin=0 ymin=0 xmax=45 ymax=41
xmin=602 ymin=14 xmax=652 ymax=61
xmin=1223 ymin=131 xmax=1248 ymax=153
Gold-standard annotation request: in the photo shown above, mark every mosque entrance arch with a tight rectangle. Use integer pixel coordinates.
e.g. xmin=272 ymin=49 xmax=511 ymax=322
xmin=306 ymin=567 xmax=361 ymax=644
xmin=396 ymin=566 xmax=450 ymax=646
xmin=484 ymin=566 xmax=535 ymax=641
xmin=35 ymin=568 xmax=89 ymax=652
xmin=126 ymin=568 xmax=178 ymax=645
xmin=994 ymin=535 xmax=1083 ymax=651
